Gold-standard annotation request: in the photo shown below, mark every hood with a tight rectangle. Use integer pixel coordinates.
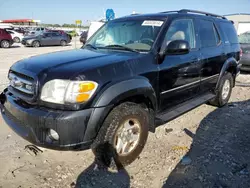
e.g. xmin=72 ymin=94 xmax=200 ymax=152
xmin=10 ymin=48 xmax=142 ymax=80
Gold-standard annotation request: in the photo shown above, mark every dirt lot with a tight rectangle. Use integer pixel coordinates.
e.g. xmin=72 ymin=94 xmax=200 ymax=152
xmin=1 ymin=40 xmax=250 ymax=188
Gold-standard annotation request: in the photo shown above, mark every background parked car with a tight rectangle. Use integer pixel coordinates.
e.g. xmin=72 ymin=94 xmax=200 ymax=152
xmin=14 ymin=27 xmax=26 ymax=35
xmin=0 ymin=29 xmax=13 ymax=48
xmin=48 ymin=29 xmax=72 ymax=40
xmin=239 ymin=31 xmax=250 ymax=71
xmin=24 ymin=27 xmax=47 ymax=36
xmin=21 ymin=32 xmax=71 ymax=47
xmin=7 ymin=30 xmax=24 ymax=43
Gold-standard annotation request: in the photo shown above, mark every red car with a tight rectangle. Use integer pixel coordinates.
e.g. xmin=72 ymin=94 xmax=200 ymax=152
xmin=49 ymin=30 xmax=72 ymax=40
xmin=0 ymin=29 xmax=13 ymax=48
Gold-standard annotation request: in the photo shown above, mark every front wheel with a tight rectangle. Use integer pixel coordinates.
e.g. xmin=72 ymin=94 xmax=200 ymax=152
xmin=209 ymin=72 xmax=233 ymax=107
xmin=32 ymin=41 xmax=40 ymax=48
xmin=92 ymin=102 xmax=149 ymax=168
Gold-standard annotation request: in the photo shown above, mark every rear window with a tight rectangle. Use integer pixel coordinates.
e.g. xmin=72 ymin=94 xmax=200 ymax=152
xmin=220 ymin=22 xmax=239 ymax=44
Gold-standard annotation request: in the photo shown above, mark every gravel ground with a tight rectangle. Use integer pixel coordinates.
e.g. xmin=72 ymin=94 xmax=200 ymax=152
xmin=1 ymin=40 xmax=250 ymax=188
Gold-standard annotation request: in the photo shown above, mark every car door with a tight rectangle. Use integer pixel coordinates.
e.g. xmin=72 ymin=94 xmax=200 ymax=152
xmin=51 ymin=33 xmax=61 ymax=45
xmin=41 ymin=33 xmax=53 ymax=46
xmin=198 ymin=19 xmax=225 ymax=93
xmin=159 ymin=18 xmax=201 ymax=111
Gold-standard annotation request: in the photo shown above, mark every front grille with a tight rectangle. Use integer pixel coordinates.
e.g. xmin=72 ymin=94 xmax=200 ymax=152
xmin=8 ymin=71 xmax=36 ymax=101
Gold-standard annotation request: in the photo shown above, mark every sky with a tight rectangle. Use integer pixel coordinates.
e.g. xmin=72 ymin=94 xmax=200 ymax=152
xmin=0 ymin=0 xmax=250 ymax=25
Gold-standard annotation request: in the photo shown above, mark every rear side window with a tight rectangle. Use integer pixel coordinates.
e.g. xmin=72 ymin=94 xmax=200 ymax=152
xmin=220 ymin=22 xmax=239 ymax=44
xmin=199 ymin=19 xmax=220 ymax=48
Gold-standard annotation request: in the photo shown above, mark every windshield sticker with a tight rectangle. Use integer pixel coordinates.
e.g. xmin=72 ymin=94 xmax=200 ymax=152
xmin=142 ymin=20 xmax=164 ymax=27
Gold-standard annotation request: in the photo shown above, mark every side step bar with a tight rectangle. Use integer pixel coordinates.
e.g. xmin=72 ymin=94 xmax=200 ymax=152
xmin=156 ymin=93 xmax=215 ymax=125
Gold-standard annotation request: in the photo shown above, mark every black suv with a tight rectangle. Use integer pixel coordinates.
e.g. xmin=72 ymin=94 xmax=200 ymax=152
xmin=0 ymin=10 xmax=241 ymax=167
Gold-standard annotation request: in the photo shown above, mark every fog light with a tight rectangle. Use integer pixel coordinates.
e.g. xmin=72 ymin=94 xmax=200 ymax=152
xmin=47 ymin=129 xmax=59 ymax=141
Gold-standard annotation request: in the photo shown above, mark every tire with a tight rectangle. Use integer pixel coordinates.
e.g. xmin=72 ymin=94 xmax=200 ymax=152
xmin=1 ymin=40 xmax=10 ymax=48
xmin=32 ymin=41 xmax=40 ymax=48
xmin=13 ymin=37 xmax=20 ymax=43
xmin=60 ymin=40 xmax=67 ymax=46
xmin=92 ymin=102 xmax=149 ymax=169
xmin=209 ymin=72 xmax=233 ymax=107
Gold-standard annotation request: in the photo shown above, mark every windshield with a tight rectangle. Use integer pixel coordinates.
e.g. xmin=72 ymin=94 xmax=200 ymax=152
xmin=86 ymin=19 xmax=164 ymax=52
xmin=238 ymin=32 xmax=250 ymax=44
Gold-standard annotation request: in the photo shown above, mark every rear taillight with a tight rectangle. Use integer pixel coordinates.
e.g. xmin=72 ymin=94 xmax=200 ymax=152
xmin=240 ymin=49 xmax=243 ymax=57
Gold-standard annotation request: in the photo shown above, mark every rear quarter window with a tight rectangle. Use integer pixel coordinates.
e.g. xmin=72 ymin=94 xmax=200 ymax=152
xmin=220 ymin=22 xmax=239 ymax=44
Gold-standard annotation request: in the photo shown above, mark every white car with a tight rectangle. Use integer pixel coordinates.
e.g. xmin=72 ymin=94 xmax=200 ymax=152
xmin=7 ymin=30 xmax=24 ymax=43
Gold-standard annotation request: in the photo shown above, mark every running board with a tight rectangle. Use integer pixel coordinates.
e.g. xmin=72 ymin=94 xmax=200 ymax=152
xmin=156 ymin=93 xmax=215 ymax=124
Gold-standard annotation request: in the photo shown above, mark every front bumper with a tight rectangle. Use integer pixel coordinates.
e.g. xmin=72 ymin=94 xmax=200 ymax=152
xmin=21 ymin=40 xmax=32 ymax=46
xmin=0 ymin=90 xmax=110 ymax=151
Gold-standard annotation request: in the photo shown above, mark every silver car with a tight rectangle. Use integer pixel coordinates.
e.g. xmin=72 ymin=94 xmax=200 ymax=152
xmin=21 ymin=32 xmax=71 ymax=47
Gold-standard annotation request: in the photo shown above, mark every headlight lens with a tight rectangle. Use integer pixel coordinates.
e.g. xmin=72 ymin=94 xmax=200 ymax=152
xmin=40 ymin=79 xmax=98 ymax=104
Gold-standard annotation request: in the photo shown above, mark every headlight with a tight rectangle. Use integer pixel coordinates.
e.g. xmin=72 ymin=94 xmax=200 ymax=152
xmin=40 ymin=79 xmax=98 ymax=104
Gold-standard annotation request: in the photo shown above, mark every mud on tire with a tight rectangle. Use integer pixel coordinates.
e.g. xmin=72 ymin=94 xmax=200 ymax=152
xmin=92 ymin=102 xmax=149 ymax=169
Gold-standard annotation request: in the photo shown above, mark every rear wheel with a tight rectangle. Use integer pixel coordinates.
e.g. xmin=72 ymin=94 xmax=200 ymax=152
xmin=13 ymin=37 xmax=20 ymax=43
xmin=92 ymin=102 xmax=149 ymax=169
xmin=1 ymin=40 xmax=10 ymax=48
xmin=32 ymin=41 xmax=40 ymax=48
xmin=60 ymin=40 xmax=67 ymax=46
xmin=209 ymin=72 xmax=233 ymax=107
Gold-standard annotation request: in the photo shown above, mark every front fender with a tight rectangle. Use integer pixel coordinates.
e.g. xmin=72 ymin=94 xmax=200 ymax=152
xmin=84 ymin=78 xmax=157 ymax=141
xmin=93 ymin=78 xmax=157 ymax=110
xmin=216 ymin=57 xmax=237 ymax=90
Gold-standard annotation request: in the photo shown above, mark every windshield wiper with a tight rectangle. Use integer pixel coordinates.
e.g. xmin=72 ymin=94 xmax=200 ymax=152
xmin=84 ymin=44 xmax=97 ymax=50
xmin=101 ymin=44 xmax=140 ymax=53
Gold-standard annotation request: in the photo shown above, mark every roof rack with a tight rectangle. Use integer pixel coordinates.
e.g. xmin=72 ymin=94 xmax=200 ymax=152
xmin=160 ymin=9 xmax=227 ymax=20
xmin=160 ymin=10 xmax=180 ymax=14
xmin=179 ymin=9 xmax=227 ymax=19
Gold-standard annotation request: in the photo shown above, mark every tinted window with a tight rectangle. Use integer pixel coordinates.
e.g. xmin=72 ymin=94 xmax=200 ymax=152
xmin=52 ymin=33 xmax=60 ymax=37
xmin=213 ymin=25 xmax=220 ymax=44
xmin=199 ymin=20 xmax=219 ymax=48
xmin=220 ymin=22 xmax=239 ymax=44
xmin=44 ymin=33 xmax=52 ymax=37
xmin=164 ymin=19 xmax=196 ymax=49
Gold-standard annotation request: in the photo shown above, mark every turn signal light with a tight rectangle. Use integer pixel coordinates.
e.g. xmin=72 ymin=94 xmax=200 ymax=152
xmin=76 ymin=93 xmax=90 ymax=102
xmin=79 ymin=82 xmax=95 ymax=92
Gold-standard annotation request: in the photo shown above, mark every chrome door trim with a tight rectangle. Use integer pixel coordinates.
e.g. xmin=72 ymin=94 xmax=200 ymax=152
xmin=160 ymin=74 xmax=219 ymax=95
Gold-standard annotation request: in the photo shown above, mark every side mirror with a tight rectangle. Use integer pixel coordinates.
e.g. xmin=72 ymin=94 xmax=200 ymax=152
xmin=165 ymin=40 xmax=190 ymax=55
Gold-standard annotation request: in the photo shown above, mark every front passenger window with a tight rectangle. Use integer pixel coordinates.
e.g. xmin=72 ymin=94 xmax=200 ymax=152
xmin=162 ymin=19 xmax=196 ymax=50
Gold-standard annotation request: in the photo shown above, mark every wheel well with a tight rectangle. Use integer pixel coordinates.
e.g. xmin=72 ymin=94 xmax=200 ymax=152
xmin=226 ymin=65 xmax=237 ymax=87
xmin=227 ymin=65 xmax=236 ymax=77
xmin=118 ymin=95 xmax=156 ymax=132
xmin=118 ymin=95 xmax=154 ymax=111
